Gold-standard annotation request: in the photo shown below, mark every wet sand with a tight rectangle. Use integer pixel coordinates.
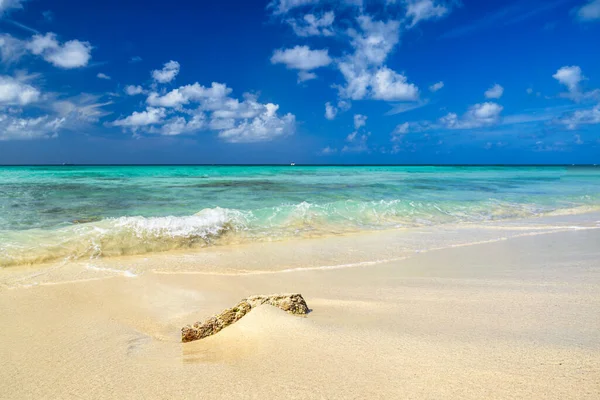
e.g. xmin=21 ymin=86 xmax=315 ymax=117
xmin=1 ymin=218 xmax=599 ymax=399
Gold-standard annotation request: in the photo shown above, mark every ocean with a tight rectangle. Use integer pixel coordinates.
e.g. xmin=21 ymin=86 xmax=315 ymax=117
xmin=1 ymin=165 xmax=599 ymax=267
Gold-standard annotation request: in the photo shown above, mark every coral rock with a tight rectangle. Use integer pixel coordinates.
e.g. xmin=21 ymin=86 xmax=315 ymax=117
xmin=182 ymin=293 xmax=308 ymax=342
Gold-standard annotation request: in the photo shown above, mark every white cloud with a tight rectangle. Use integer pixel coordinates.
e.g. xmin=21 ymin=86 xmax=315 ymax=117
xmin=324 ymin=100 xmax=351 ymax=119
xmin=558 ymin=104 xmax=600 ymax=129
xmin=429 ymin=81 xmax=444 ymax=92
xmin=553 ymin=66 xmax=583 ymax=92
xmin=130 ymin=56 xmax=142 ymax=63
xmin=338 ymin=100 xmax=351 ymax=111
xmin=337 ymin=62 xmax=372 ymax=100
xmin=370 ymin=67 xmax=419 ymax=101
xmin=151 ymin=60 xmax=180 ymax=83
xmin=354 ymin=113 xmax=367 ymax=129
xmin=125 ymin=85 xmax=144 ymax=96
xmin=440 ymin=102 xmax=503 ymax=129
xmin=113 ymin=65 xmax=296 ymax=142
xmin=320 ymin=146 xmax=337 ymax=154
xmin=0 ymin=91 xmax=110 ymax=141
xmin=0 ymin=114 xmax=64 ymax=141
xmin=337 ymin=64 xmax=419 ymax=101
xmin=405 ymin=0 xmax=449 ymax=28
xmin=325 ymin=102 xmax=337 ymax=120
xmin=51 ymin=94 xmax=112 ymax=124
xmin=336 ymin=16 xmax=420 ymax=102
xmin=385 ymin=99 xmax=429 ymax=115
xmin=268 ymin=0 xmax=320 ymax=15
xmin=217 ymin=103 xmax=296 ymax=143
xmin=0 ymin=75 xmax=40 ymax=105
xmin=271 ymin=45 xmax=332 ymax=83
xmin=27 ymin=33 xmax=92 ymax=69
xmin=112 ymin=107 xmax=166 ymax=128
xmin=0 ymin=0 xmax=27 ymax=16
xmin=146 ymin=82 xmax=232 ymax=108
xmin=298 ymin=71 xmax=317 ymax=82
xmin=393 ymin=122 xmax=410 ymax=135
xmin=552 ymin=65 xmax=599 ymax=101
xmin=271 ymin=45 xmax=332 ymax=70
xmin=575 ymin=0 xmax=600 ymax=21
xmin=0 ymin=34 xmax=26 ymax=63
xmin=288 ymin=11 xmax=335 ymax=36
xmin=526 ymin=87 xmax=533 ymax=94
xmin=97 ymin=73 xmax=111 ymax=80
xmin=153 ymin=114 xmax=206 ymax=136
xmin=342 ymin=130 xmax=370 ymax=152
xmin=348 ymin=16 xmax=401 ymax=66
xmin=484 ymin=83 xmax=504 ymax=99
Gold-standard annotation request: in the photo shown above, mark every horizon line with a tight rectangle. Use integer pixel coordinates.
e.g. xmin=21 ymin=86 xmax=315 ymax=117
xmin=1 ymin=164 xmax=598 ymax=167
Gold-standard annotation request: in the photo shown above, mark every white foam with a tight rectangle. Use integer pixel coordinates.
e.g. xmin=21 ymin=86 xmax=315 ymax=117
xmin=85 ymin=264 xmax=137 ymax=278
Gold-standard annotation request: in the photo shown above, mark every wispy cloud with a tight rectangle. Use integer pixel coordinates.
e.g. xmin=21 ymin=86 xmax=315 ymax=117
xmin=441 ymin=0 xmax=570 ymax=39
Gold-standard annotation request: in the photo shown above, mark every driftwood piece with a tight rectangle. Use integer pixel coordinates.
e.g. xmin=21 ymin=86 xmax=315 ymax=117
xmin=182 ymin=293 xmax=309 ymax=342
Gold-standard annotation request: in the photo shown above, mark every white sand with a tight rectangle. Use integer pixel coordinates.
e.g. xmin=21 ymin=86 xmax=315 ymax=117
xmin=0 ymin=216 xmax=599 ymax=399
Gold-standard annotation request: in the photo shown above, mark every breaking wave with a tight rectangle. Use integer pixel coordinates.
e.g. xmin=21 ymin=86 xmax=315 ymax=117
xmin=1 ymin=200 xmax=599 ymax=267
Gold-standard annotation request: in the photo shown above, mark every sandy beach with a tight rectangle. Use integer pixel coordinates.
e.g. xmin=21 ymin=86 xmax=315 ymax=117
xmin=1 ymin=213 xmax=599 ymax=399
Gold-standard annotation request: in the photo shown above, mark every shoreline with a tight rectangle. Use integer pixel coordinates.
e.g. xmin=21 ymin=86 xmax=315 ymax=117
xmin=1 ymin=213 xmax=599 ymax=398
xmin=2 ymin=211 xmax=599 ymax=288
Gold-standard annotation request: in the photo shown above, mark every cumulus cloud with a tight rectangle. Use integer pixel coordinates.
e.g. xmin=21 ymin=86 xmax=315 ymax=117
xmin=146 ymin=82 xmax=232 ymax=108
xmin=271 ymin=45 xmax=332 ymax=70
xmin=429 ymin=81 xmax=444 ymax=92
xmin=353 ymin=113 xmax=367 ymax=129
xmin=336 ymin=16 xmax=420 ymax=102
xmin=217 ymin=103 xmax=296 ymax=143
xmin=0 ymin=0 xmax=27 ymax=16
xmin=271 ymin=45 xmax=332 ymax=83
xmin=151 ymin=60 xmax=180 ymax=83
xmin=153 ymin=114 xmax=206 ymax=136
xmin=484 ymin=83 xmax=504 ymax=99
xmin=97 ymin=73 xmax=111 ymax=80
xmin=27 ymin=33 xmax=92 ymax=69
xmin=558 ymin=104 xmax=600 ymax=129
xmin=112 ymin=66 xmax=296 ymax=142
xmin=553 ymin=66 xmax=583 ymax=92
xmin=324 ymin=100 xmax=351 ymax=120
xmin=338 ymin=65 xmax=419 ymax=101
xmin=370 ymin=67 xmax=419 ymax=101
xmin=405 ymin=0 xmax=450 ymax=28
xmin=288 ymin=11 xmax=335 ymax=36
xmin=112 ymin=107 xmax=166 ymax=128
xmin=325 ymin=102 xmax=337 ymax=120
xmin=0 ymin=75 xmax=40 ymax=105
xmin=297 ymin=71 xmax=317 ymax=82
xmin=440 ymin=102 xmax=503 ymax=129
xmin=125 ymin=85 xmax=145 ymax=96
xmin=575 ymin=0 xmax=600 ymax=21
xmin=348 ymin=16 xmax=400 ymax=66
xmin=552 ymin=65 xmax=599 ymax=101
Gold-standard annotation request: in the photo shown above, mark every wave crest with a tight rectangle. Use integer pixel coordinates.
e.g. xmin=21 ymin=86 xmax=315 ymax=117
xmin=1 ymin=201 xmax=599 ymax=267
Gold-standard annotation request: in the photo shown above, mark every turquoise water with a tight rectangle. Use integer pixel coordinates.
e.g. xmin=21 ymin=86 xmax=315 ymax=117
xmin=1 ymin=166 xmax=599 ymax=266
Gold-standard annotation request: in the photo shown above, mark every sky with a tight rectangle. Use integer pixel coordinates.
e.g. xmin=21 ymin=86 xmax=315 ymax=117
xmin=0 ymin=0 xmax=599 ymax=164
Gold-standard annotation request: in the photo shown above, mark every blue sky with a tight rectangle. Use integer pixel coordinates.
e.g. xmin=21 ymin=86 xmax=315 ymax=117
xmin=0 ymin=0 xmax=599 ymax=164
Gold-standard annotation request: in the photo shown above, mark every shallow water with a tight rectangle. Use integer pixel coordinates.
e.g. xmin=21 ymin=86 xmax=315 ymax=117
xmin=1 ymin=165 xmax=599 ymax=267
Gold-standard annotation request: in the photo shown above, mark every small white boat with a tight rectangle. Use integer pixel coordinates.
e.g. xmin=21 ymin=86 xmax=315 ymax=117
xmin=290 ymin=162 xmax=296 ymax=166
